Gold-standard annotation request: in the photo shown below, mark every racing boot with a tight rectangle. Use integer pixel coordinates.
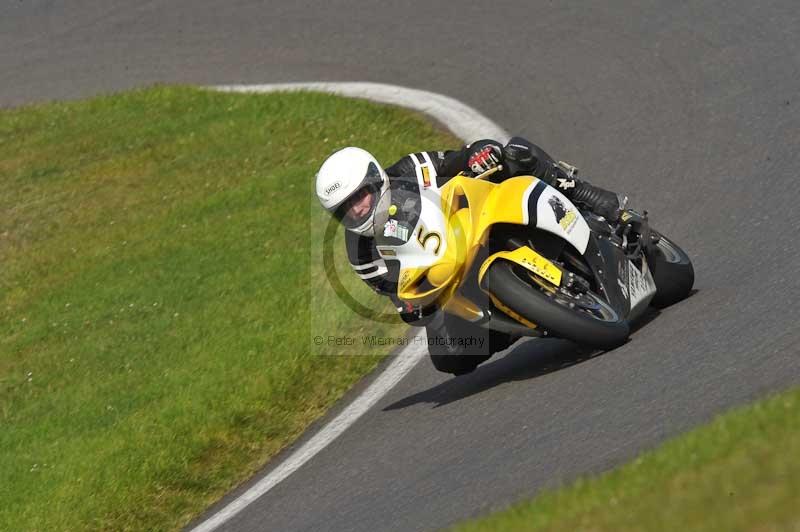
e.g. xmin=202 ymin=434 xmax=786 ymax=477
xmin=553 ymin=174 xmax=621 ymax=222
xmin=500 ymin=137 xmax=621 ymax=221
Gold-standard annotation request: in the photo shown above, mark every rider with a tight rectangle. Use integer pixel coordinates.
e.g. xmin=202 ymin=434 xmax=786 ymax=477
xmin=315 ymin=136 xmax=621 ymax=327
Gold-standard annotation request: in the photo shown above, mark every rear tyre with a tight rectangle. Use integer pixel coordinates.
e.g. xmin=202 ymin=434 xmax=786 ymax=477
xmin=426 ymin=314 xmax=512 ymax=375
xmin=647 ymin=234 xmax=694 ymax=308
xmin=483 ymin=260 xmax=629 ymax=350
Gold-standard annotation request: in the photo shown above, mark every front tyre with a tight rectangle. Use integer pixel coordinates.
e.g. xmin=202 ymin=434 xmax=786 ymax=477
xmin=647 ymin=233 xmax=694 ymax=308
xmin=483 ymin=260 xmax=629 ymax=350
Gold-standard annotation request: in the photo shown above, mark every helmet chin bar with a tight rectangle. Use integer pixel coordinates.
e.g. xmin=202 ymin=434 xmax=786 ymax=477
xmin=347 ymin=215 xmax=374 ymax=235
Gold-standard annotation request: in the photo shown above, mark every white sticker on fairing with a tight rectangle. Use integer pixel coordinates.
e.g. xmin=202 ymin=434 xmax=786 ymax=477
xmin=384 ymin=219 xmax=398 ymax=237
xmin=627 ymin=259 xmax=657 ymax=311
xmin=557 ymin=178 xmax=576 ymax=190
xmin=383 ymin=219 xmax=409 ymax=241
xmin=535 ymin=186 xmax=591 ymax=254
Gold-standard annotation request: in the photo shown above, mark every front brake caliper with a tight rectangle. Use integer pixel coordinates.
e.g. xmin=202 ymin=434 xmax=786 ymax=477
xmin=561 ymin=269 xmax=590 ymax=294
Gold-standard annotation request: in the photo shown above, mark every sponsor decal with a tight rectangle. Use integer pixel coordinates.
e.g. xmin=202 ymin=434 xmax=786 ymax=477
xmin=421 ymin=166 xmax=431 ymax=188
xmin=618 ymin=277 xmax=628 ymax=297
xmin=559 ymin=211 xmax=577 ymax=232
xmin=383 ymin=219 xmax=409 ymax=241
xmin=521 ymin=255 xmax=561 ymax=285
xmin=617 ymin=259 xmax=652 ymax=305
xmin=324 ymin=181 xmax=341 ymax=195
xmin=617 ymin=261 xmax=628 ymax=299
xmin=557 ymin=178 xmax=576 ymax=190
xmin=548 ymin=196 xmax=578 ymax=233
xmin=628 ymin=262 xmax=651 ymax=303
xmin=397 ymin=225 xmax=409 ymax=241
xmin=400 ymin=270 xmax=413 ymax=290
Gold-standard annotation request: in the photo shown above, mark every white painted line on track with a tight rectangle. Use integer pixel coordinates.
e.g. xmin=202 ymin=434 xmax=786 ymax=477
xmin=213 ymin=82 xmax=510 ymax=144
xmin=191 ymin=82 xmax=508 ymax=532
xmin=191 ymin=337 xmax=428 ymax=532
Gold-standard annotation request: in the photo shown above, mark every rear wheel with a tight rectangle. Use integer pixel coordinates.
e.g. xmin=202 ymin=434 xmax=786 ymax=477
xmin=483 ymin=260 xmax=629 ymax=350
xmin=647 ymin=233 xmax=694 ymax=308
xmin=426 ymin=314 xmax=512 ymax=375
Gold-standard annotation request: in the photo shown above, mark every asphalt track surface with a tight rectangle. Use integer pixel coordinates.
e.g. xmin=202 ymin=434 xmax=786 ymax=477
xmin=4 ymin=2 xmax=800 ymax=531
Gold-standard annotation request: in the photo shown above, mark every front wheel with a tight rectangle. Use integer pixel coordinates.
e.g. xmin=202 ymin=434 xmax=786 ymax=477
xmin=647 ymin=233 xmax=694 ymax=308
xmin=483 ymin=260 xmax=629 ymax=350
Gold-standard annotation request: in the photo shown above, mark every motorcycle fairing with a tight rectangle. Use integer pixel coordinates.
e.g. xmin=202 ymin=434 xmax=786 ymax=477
xmin=528 ymin=182 xmax=591 ymax=255
xmin=374 ymin=174 xmax=615 ymax=314
xmin=581 ymin=236 xmax=657 ymax=320
xmin=376 ymin=176 xmax=560 ymax=305
xmin=476 ymin=246 xmax=563 ymax=288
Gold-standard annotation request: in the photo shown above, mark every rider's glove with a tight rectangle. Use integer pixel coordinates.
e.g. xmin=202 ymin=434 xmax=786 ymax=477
xmin=467 ymin=145 xmax=502 ymax=174
xmin=395 ymin=299 xmax=437 ymax=326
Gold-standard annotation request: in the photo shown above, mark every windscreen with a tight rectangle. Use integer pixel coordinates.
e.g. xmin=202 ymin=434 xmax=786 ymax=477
xmin=373 ymin=176 xmax=422 ymax=247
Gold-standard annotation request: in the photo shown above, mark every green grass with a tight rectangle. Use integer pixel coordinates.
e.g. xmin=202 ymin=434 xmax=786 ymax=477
xmin=0 ymin=85 xmax=459 ymax=531
xmin=451 ymin=386 xmax=800 ymax=532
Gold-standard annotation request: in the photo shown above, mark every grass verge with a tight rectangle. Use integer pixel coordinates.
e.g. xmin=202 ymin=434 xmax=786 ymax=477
xmin=451 ymin=386 xmax=800 ymax=532
xmin=0 ymin=86 xmax=459 ymax=531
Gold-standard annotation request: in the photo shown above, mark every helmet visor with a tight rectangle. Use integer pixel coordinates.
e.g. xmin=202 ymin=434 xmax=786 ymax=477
xmin=334 ymin=182 xmax=381 ymax=230
xmin=331 ymin=161 xmax=385 ymax=230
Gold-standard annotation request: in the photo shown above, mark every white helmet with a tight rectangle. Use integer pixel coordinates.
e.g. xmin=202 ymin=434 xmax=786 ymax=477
xmin=315 ymin=147 xmax=389 ymax=235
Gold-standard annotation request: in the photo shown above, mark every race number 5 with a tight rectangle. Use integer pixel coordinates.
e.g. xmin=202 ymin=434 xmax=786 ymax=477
xmin=416 ymin=226 xmax=442 ymax=255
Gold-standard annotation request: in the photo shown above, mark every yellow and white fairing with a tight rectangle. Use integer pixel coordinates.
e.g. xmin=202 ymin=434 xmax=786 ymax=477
xmin=531 ymin=183 xmax=591 ymax=254
xmin=372 ymin=171 xmax=450 ymax=308
xmin=372 ymin=170 xmax=592 ymax=321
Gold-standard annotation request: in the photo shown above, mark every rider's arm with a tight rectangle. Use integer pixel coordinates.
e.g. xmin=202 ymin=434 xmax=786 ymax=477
xmin=384 ymin=142 xmax=505 ymax=186
xmin=405 ymin=140 xmax=505 ymax=186
xmin=419 ymin=136 xmax=561 ymax=184
xmin=426 ymin=138 xmax=557 ymax=184
xmin=383 ymin=151 xmax=469 ymax=185
xmin=344 ymin=230 xmax=395 ymax=295
xmin=344 ymin=231 xmax=436 ymax=325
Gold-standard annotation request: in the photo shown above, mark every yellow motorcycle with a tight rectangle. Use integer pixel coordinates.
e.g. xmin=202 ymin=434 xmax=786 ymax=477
xmin=373 ymin=165 xmax=694 ymax=375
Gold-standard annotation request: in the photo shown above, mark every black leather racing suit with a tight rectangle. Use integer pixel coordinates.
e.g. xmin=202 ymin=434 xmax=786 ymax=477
xmin=345 ymin=136 xmax=620 ymax=310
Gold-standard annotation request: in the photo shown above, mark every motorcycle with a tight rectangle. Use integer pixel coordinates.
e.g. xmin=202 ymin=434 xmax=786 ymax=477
xmin=372 ymin=163 xmax=694 ymax=375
